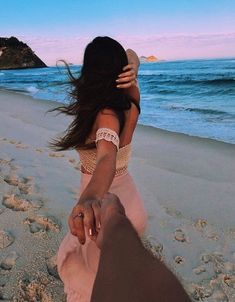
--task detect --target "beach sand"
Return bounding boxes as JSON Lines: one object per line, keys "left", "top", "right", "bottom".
{"left": 0, "top": 89, "right": 235, "bottom": 301}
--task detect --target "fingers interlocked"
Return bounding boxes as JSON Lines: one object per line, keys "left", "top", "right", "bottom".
{"left": 68, "top": 199, "right": 102, "bottom": 245}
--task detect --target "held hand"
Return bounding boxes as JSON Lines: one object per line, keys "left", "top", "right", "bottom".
{"left": 116, "top": 63, "right": 138, "bottom": 89}
{"left": 68, "top": 199, "right": 102, "bottom": 245}
{"left": 96, "top": 193, "right": 126, "bottom": 249}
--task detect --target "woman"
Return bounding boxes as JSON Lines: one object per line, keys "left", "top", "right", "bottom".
{"left": 48, "top": 36, "right": 148, "bottom": 301}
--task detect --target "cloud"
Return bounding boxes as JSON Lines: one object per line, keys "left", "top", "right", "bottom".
{"left": 16, "top": 32, "right": 235, "bottom": 65}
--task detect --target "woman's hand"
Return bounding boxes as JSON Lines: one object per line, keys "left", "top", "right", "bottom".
{"left": 116, "top": 63, "right": 138, "bottom": 89}
{"left": 68, "top": 198, "right": 102, "bottom": 245}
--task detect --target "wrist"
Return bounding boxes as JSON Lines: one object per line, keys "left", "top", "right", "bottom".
{"left": 78, "top": 192, "right": 102, "bottom": 204}
{"left": 101, "top": 213, "right": 128, "bottom": 246}
{"left": 102, "top": 210, "right": 125, "bottom": 228}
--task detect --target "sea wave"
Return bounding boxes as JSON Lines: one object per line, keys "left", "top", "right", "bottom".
{"left": 200, "top": 78, "right": 235, "bottom": 85}
{"left": 139, "top": 75, "right": 235, "bottom": 85}
{"left": 26, "top": 86, "right": 39, "bottom": 94}
{"left": 168, "top": 105, "right": 235, "bottom": 117}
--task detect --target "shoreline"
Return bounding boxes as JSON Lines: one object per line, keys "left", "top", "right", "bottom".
{"left": 1, "top": 87, "right": 235, "bottom": 147}
{"left": 1, "top": 89, "right": 235, "bottom": 301}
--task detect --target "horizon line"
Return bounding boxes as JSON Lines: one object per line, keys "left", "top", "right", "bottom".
{"left": 47, "top": 56, "right": 235, "bottom": 67}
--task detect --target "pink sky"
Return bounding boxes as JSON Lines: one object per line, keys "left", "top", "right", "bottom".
{"left": 17, "top": 32, "right": 235, "bottom": 66}
{"left": 3, "top": 1, "right": 234, "bottom": 65}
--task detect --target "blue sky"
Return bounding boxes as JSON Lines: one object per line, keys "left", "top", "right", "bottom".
{"left": 1, "top": 0, "right": 235, "bottom": 65}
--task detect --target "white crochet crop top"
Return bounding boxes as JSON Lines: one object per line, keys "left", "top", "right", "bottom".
{"left": 76, "top": 128, "right": 132, "bottom": 177}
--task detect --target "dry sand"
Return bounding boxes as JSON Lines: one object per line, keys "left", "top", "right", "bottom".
{"left": 0, "top": 89, "right": 235, "bottom": 301}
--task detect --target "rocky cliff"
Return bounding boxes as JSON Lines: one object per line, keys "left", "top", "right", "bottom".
{"left": 139, "top": 55, "right": 158, "bottom": 63}
{"left": 0, "top": 36, "right": 47, "bottom": 70}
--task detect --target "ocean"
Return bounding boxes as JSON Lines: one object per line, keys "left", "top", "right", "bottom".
{"left": 0, "top": 58, "right": 235, "bottom": 144}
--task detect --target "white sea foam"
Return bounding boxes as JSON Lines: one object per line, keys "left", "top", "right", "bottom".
{"left": 26, "top": 86, "right": 39, "bottom": 94}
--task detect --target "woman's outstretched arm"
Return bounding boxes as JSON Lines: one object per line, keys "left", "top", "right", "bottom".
{"left": 68, "top": 110, "right": 120, "bottom": 244}
{"left": 78, "top": 110, "right": 119, "bottom": 202}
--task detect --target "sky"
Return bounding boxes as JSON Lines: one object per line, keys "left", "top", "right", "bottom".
{"left": 1, "top": 0, "right": 235, "bottom": 65}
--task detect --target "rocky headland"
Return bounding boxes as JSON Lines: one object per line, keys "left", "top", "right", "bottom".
{"left": 0, "top": 36, "right": 47, "bottom": 70}
{"left": 139, "top": 55, "right": 158, "bottom": 63}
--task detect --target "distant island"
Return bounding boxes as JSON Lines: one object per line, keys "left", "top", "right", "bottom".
{"left": 139, "top": 55, "right": 158, "bottom": 63}
{"left": 0, "top": 36, "right": 47, "bottom": 70}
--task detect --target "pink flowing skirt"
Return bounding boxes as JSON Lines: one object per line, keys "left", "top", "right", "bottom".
{"left": 56, "top": 171, "right": 148, "bottom": 302}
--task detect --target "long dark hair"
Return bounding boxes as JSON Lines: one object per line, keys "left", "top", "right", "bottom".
{"left": 47, "top": 36, "right": 136, "bottom": 151}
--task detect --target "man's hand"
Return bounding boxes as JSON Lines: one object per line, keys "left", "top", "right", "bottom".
{"left": 95, "top": 193, "right": 126, "bottom": 249}
{"left": 68, "top": 193, "right": 126, "bottom": 247}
